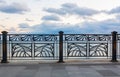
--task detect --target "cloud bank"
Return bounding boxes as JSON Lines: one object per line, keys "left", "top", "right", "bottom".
{"left": 4, "top": 3, "right": 120, "bottom": 34}
{"left": 44, "top": 3, "right": 99, "bottom": 16}
{"left": 17, "top": 16, "right": 120, "bottom": 34}
{"left": 0, "top": 2, "right": 30, "bottom": 14}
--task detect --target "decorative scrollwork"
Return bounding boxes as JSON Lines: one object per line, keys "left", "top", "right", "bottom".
{"left": 9, "top": 34, "right": 58, "bottom": 41}
{"left": 89, "top": 43, "right": 108, "bottom": 57}
{"left": 12, "top": 43, "right": 32, "bottom": 57}
{"left": 33, "top": 34, "right": 58, "bottom": 41}
{"left": 65, "top": 34, "right": 111, "bottom": 41}
{"left": 67, "top": 43, "right": 87, "bottom": 57}
{"left": 34, "top": 43, "right": 54, "bottom": 57}
{"left": 88, "top": 35, "right": 111, "bottom": 41}
{"left": 65, "top": 34, "right": 88, "bottom": 41}
{"left": 9, "top": 34, "right": 33, "bottom": 41}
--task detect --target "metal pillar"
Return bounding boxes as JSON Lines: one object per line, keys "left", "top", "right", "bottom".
{"left": 58, "top": 31, "right": 64, "bottom": 63}
{"left": 111, "top": 31, "right": 118, "bottom": 62}
{"left": 1, "top": 31, "right": 8, "bottom": 63}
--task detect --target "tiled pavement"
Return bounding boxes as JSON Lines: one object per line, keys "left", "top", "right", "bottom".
{"left": 0, "top": 62, "right": 120, "bottom": 77}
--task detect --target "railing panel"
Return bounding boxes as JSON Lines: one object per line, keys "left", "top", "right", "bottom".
{"left": 89, "top": 43, "right": 108, "bottom": 57}
{"left": 64, "top": 34, "right": 112, "bottom": 59}
{"left": 8, "top": 34, "right": 59, "bottom": 60}
{"left": 67, "top": 43, "right": 87, "bottom": 57}
{"left": 11, "top": 43, "right": 32, "bottom": 57}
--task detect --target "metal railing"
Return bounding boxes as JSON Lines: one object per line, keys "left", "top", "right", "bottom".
{"left": 8, "top": 34, "right": 59, "bottom": 60}
{"left": 0, "top": 31, "right": 119, "bottom": 63}
{"left": 63, "top": 34, "right": 112, "bottom": 59}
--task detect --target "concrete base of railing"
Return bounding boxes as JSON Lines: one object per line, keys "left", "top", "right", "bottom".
{"left": 1, "top": 60, "right": 9, "bottom": 63}
{"left": 111, "top": 60, "right": 118, "bottom": 62}
{"left": 57, "top": 61, "right": 65, "bottom": 63}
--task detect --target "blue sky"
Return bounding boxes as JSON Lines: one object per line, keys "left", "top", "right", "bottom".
{"left": 0, "top": 0, "right": 120, "bottom": 34}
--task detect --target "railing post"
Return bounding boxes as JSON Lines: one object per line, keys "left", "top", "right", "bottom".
{"left": 111, "top": 31, "right": 118, "bottom": 62}
{"left": 58, "top": 31, "right": 64, "bottom": 63}
{"left": 1, "top": 31, "right": 8, "bottom": 63}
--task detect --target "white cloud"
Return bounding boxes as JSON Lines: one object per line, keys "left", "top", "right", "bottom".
{"left": 0, "top": 2, "right": 30, "bottom": 14}
{"left": 42, "top": 15, "right": 60, "bottom": 21}
{"left": 108, "top": 6, "right": 120, "bottom": 14}
{"left": 19, "top": 23, "right": 30, "bottom": 28}
{"left": 44, "top": 8, "right": 66, "bottom": 15}
{"left": 44, "top": 3, "right": 99, "bottom": 16}
{"left": 62, "top": 3, "right": 99, "bottom": 16}
{"left": 0, "top": 0, "right": 5, "bottom": 3}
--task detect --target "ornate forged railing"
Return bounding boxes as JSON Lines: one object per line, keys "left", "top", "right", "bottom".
{"left": 8, "top": 34, "right": 59, "bottom": 59}
{"left": 0, "top": 31, "right": 120, "bottom": 63}
{"left": 64, "top": 34, "right": 112, "bottom": 58}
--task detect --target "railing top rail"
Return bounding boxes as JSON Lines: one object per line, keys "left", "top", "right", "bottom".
{"left": 64, "top": 34, "right": 111, "bottom": 35}
{"left": 8, "top": 34, "right": 59, "bottom": 42}
{"left": 64, "top": 34, "right": 112, "bottom": 41}
{"left": 6, "top": 33, "right": 120, "bottom": 36}
{"left": 7, "top": 33, "right": 112, "bottom": 35}
{"left": 8, "top": 34, "right": 59, "bottom": 36}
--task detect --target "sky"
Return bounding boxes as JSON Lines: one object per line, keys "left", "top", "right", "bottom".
{"left": 0, "top": 0, "right": 120, "bottom": 34}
